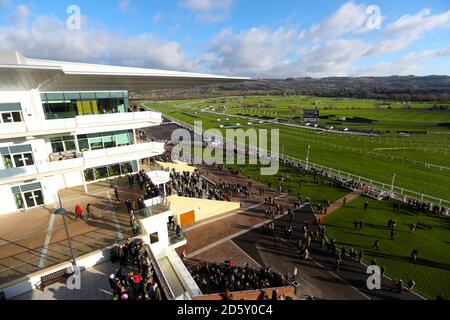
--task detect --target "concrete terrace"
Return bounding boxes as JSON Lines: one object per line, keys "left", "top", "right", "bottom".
{"left": 0, "top": 177, "right": 143, "bottom": 286}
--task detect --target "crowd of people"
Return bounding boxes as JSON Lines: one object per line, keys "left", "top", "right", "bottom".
{"left": 108, "top": 239, "right": 163, "bottom": 300}
{"left": 168, "top": 170, "right": 233, "bottom": 201}
{"left": 190, "top": 262, "right": 288, "bottom": 295}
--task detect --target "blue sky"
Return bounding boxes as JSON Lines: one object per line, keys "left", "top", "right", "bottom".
{"left": 0, "top": 0, "right": 449, "bottom": 78}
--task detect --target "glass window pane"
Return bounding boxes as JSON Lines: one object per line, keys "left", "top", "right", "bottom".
{"left": 94, "top": 167, "right": 108, "bottom": 180}
{"left": 12, "top": 112, "right": 22, "bottom": 122}
{"left": 10, "top": 145, "right": 32, "bottom": 154}
{"left": 121, "top": 162, "right": 133, "bottom": 174}
{"left": 115, "top": 132, "right": 131, "bottom": 146}
{"left": 84, "top": 169, "right": 95, "bottom": 182}
{"left": 78, "top": 139, "right": 90, "bottom": 152}
{"left": 2, "top": 113, "right": 12, "bottom": 123}
{"left": 23, "top": 192, "right": 36, "bottom": 208}
{"left": 20, "top": 182, "right": 42, "bottom": 192}
{"left": 108, "top": 164, "right": 121, "bottom": 177}
{"left": 13, "top": 154, "right": 25, "bottom": 167}
{"left": 103, "top": 136, "right": 115, "bottom": 149}
{"left": 2, "top": 155, "right": 13, "bottom": 168}
{"left": 96, "top": 92, "right": 110, "bottom": 99}
{"left": 14, "top": 193, "right": 24, "bottom": 209}
{"left": 46, "top": 93, "right": 64, "bottom": 101}
{"left": 50, "top": 137, "right": 63, "bottom": 142}
{"left": 64, "top": 93, "right": 81, "bottom": 100}
{"left": 64, "top": 141, "right": 76, "bottom": 151}
{"left": 110, "top": 92, "right": 124, "bottom": 98}
{"left": 80, "top": 92, "right": 96, "bottom": 100}
{"left": 34, "top": 190, "right": 44, "bottom": 206}
{"left": 90, "top": 138, "right": 103, "bottom": 150}
{"left": 52, "top": 142, "right": 64, "bottom": 153}
{"left": 23, "top": 153, "right": 34, "bottom": 166}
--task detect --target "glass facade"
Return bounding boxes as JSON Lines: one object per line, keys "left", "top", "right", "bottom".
{"left": 50, "top": 136, "right": 77, "bottom": 153}
{"left": 84, "top": 160, "right": 137, "bottom": 182}
{"left": 40, "top": 91, "right": 129, "bottom": 120}
{"left": 77, "top": 130, "right": 134, "bottom": 152}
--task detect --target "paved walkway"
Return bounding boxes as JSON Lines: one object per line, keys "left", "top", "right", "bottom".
{"left": 0, "top": 177, "right": 143, "bottom": 286}
{"left": 233, "top": 205, "right": 425, "bottom": 300}
{"left": 13, "top": 260, "right": 130, "bottom": 300}
{"left": 316, "top": 191, "right": 361, "bottom": 218}
{"left": 179, "top": 165, "right": 424, "bottom": 300}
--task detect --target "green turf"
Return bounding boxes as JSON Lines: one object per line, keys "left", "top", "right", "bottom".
{"left": 230, "top": 163, "right": 349, "bottom": 205}
{"left": 146, "top": 101, "right": 450, "bottom": 202}
{"left": 147, "top": 95, "right": 450, "bottom": 132}
{"left": 323, "top": 196, "right": 450, "bottom": 300}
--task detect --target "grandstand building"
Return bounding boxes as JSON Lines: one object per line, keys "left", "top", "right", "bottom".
{"left": 0, "top": 51, "right": 243, "bottom": 216}
{"left": 0, "top": 51, "right": 247, "bottom": 299}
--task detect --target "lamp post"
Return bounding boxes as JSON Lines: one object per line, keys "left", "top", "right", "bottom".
{"left": 306, "top": 145, "right": 311, "bottom": 170}
{"left": 54, "top": 207, "right": 77, "bottom": 266}
{"left": 390, "top": 173, "right": 397, "bottom": 198}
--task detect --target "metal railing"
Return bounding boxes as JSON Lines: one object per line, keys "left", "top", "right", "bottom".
{"left": 154, "top": 111, "right": 450, "bottom": 209}
{"left": 0, "top": 227, "right": 136, "bottom": 286}
{"left": 168, "top": 232, "right": 186, "bottom": 246}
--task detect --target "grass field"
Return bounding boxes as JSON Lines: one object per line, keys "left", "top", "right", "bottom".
{"left": 323, "top": 196, "right": 450, "bottom": 300}
{"left": 231, "top": 163, "right": 349, "bottom": 205}
{"left": 148, "top": 95, "right": 450, "bottom": 132}
{"left": 145, "top": 99, "right": 450, "bottom": 202}
{"left": 191, "top": 146, "right": 450, "bottom": 300}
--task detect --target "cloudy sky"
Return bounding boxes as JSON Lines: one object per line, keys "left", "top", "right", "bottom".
{"left": 0, "top": 0, "right": 449, "bottom": 78}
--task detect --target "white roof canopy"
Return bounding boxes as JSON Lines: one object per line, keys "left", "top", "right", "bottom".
{"left": 146, "top": 170, "right": 171, "bottom": 185}
{"left": 0, "top": 51, "right": 248, "bottom": 91}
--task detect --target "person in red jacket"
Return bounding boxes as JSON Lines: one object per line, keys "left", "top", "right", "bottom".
{"left": 75, "top": 204, "right": 84, "bottom": 220}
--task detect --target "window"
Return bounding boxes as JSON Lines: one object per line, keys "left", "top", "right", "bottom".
{"left": 121, "top": 162, "right": 133, "bottom": 174}
{"left": 0, "top": 103, "right": 23, "bottom": 123}
{"left": 89, "top": 138, "right": 103, "bottom": 150}
{"left": 84, "top": 169, "right": 95, "bottom": 182}
{"left": 50, "top": 136, "right": 76, "bottom": 153}
{"left": 0, "top": 145, "right": 34, "bottom": 168}
{"left": 2, "top": 155, "right": 13, "bottom": 169}
{"left": 150, "top": 232, "right": 159, "bottom": 244}
{"left": 108, "top": 164, "right": 121, "bottom": 177}
{"left": 83, "top": 161, "right": 138, "bottom": 182}
{"left": 94, "top": 167, "right": 108, "bottom": 180}
{"left": 41, "top": 92, "right": 129, "bottom": 119}
{"left": 11, "top": 183, "right": 44, "bottom": 210}
{"left": 13, "top": 153, "right": 33, "bottom": 167}
{"left": 77, "top": 130, "right": 134, "bottom": 152}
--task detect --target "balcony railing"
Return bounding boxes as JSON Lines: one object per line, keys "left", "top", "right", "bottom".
{"left": 0, "top": 158, "right": 85, "bottom": 181}
{"left": 0, "top": 142, "right": 164, "bottom": 183}
{"left": 169, "top": 232, "right": 186, "bottom": 246}
{"left": 83, "top": 142, "right": 165, "bottom": 162}
{"left": 1, "top": 111, "right": 162, "bottom": 137}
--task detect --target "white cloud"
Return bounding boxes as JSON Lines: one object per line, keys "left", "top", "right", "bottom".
{"left": 9, "top": 4, "right": 31, "bottom": 25}
{"left": 0, "top": 6, "right": 195, "bottom": 71}
{"left": 207, "top": 27, "right": 298, "bottom": 76}
{"left": 383, "top": 8, "right": 450, "bottom": 38}
{"left": 205, "top": 3, "right": 450, "bottom": 78}
{"left": 179, "top": 0, "right": 233, "bottom": 23}
{"left": 180, "top": 0, "right": 233, "bottom": 12}
{"left": 365, "top": 8, "right": 450, "bottom": 56}
{"left": 301, "top": 1, "right": 378, "bottom": 42}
